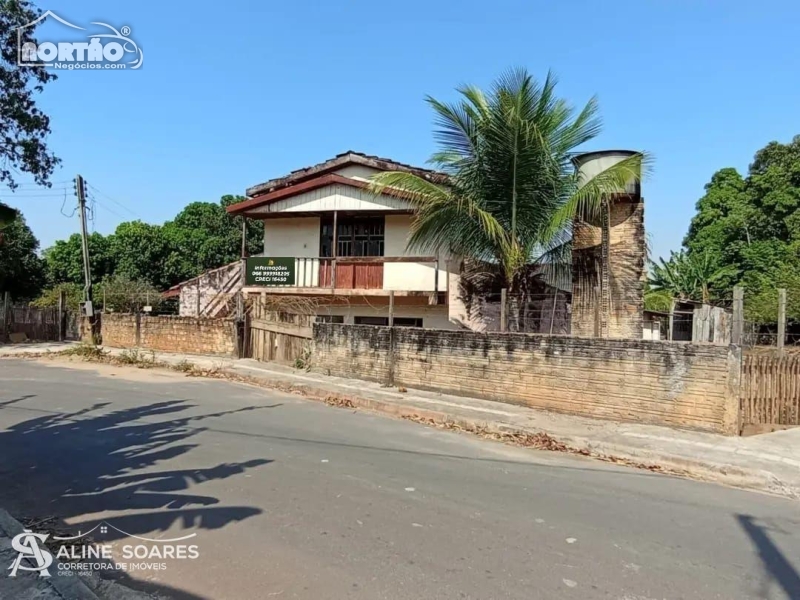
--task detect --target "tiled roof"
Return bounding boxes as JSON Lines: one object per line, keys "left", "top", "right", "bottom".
{"left": 245, "top": 150, "right": 445, "bottom": 198}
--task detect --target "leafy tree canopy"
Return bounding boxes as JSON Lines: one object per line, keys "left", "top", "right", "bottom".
{"left": 40, "top": 195, "right": 260, "bottom": 293}
{"left": 0, "top": 210, "right": 43, "bottom": 299}
{"left": 0, "top": 0, "right": 59, "bottom": 189}
{"left": 661, "top": 135, "right": 800, "bottom": 322}
{"left": 42, "top": 232, "right": 115, "bottom": 286}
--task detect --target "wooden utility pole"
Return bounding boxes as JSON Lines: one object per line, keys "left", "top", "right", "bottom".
{"left": 75, "top": 175, "right": 93, "bottom": 315}
{"left": 777, "top": 288, "right": 787, "bottom": 356}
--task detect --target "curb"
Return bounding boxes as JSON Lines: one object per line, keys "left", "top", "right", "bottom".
{"left": 0, "top": 508, "right": 100, "bottom": 600}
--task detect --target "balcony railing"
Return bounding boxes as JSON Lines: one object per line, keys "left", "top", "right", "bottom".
{"left": 289, "top": 256, "right": 441, "bottom": 292}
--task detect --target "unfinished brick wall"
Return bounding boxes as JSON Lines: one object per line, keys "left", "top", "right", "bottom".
{"left": 98, "top": 314, "right": 235, "bottom": 356}
{"left": 314, "top": 325, "right": 741, "bottom": 435}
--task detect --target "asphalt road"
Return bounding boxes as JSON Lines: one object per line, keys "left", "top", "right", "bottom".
{"left": 0, "top": 359, "right": 799, "bottom": 600}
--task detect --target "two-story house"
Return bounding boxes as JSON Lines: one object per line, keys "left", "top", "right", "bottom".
{"left": 225, "top": 151, "right": 462, "bottom": 329}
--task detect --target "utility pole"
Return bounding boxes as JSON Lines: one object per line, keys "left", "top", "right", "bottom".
{"left": 75, "top": 174, "right": 93, "bottom": 315}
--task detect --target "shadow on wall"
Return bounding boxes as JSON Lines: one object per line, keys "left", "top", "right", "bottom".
{"left": 0, "top": 388, "right": 277, "bottom": 599}
{"left": 737, "top": 514, "right": 800, "bottom": 599}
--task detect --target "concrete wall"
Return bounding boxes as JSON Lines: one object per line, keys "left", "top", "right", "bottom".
{"left": 98, "top": 314, "right": 236, "bottom": 356}
{"left": 313, "top": 325, "right": 741, "bottom": 434}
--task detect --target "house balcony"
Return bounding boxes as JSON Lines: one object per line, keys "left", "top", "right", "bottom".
{"left": 242, "top": 255, "right": 447, "bottom": 303}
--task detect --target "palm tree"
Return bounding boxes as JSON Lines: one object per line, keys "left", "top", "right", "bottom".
{"left": 370, "top": 69, "right": 648, "bottom": 322}
{"left": 648, "top": 250, "right": 736, "bottom": 303}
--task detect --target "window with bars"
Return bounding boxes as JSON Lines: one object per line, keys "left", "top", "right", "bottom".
{"left": 320, "top": 216, "right": 385, "bottom": 257}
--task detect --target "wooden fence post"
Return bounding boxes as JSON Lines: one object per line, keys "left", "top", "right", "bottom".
{"left": 500, "top": 288, "right": 507, "bottom": 332}
{"left": 58, "top": 289, "right": 66, "bottom": 342}
{"left": 732, "top": 286, "right": 744, "bottom": 346}
{"left": 777, "top": 288, "right": 786, "bottom": 355}
{"left": 548, "top": 290, "right": 559, "bottom": 335}
{"left": 668, "top": 298, "right": 675, "bottom": 341}
{"left": 1, "top": 291, "right": 9, "bottom": 342}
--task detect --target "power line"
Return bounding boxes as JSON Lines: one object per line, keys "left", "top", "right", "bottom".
{"left": 86, "top": 183, "right": 140, "bottom": 218}
{"left": 86, "top": 190, "right": 125, "bottom": 219}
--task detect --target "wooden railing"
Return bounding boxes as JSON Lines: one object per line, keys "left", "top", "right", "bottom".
{"left": 292, "top": 256, "right": 439, "bottom": 291}
{"left": 740, "top": 354, "right": 800, "bottom": 426}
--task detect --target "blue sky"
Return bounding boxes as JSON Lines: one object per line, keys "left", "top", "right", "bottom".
{"left": 4, "top": 0, "right": 799, "bottom": 261}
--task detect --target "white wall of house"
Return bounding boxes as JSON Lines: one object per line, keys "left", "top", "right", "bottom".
{"left": 331, "top": 164, "right": 381, "bottom": 181}
{"left": 263, "top": 217, "right": 321, "bottom": 286}
{"left": 315, "top": 303, "right": 457, "bottom": 330}
{"left": 263, "top": 217, "right": 320, "bottom": 257}
{"left": 383, "top": 214, "right": 448, "bottom": 291}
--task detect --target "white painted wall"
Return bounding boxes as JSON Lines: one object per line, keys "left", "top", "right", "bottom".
{"left": 263, "top": 217, "right": 320, "bottom": 257}
{"left": 332, "top": 164, "right": 381, "bottom": 182}
{"left": 263, "top": 217, "right": 321, "bottom": 286}
{"left": 315, "top": 304, "right": 456, "bottom": 330}
{"left": 384, "top": 214, "right": 448, "bottom": 291}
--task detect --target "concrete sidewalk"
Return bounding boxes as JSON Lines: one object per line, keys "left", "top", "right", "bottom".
{"left": 4, "top": 341, "right": 800, "bottom": 499}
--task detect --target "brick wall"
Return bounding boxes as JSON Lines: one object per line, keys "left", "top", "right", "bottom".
{"left": 97, "top": 313, "right": 236, "bottom": 356}
{"left": 572, "top": 197, "right": 645, "bottom": 339}
{"left": 314, "top": 324, "right": 741, "bottom": 435}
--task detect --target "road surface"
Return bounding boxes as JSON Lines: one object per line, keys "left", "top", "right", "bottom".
{"left": 0, "top": 359, "right": 798, "bottom": 599}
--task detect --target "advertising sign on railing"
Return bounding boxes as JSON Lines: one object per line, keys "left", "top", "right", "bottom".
{"left": 245, "top": 257, "right": 295, "bottom": 286}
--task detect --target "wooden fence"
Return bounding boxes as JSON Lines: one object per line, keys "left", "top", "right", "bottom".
{"left": 246, "top": 299, "right": 312, "bottom": 364}
{"left": 740, "top": 354, "right": 800, "bottom": 429}
{"left": 0, "top": 303, "right": 79, "bottom": 342}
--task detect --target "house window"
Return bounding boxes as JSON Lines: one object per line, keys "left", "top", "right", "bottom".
{"left": 354, "top": 316, "right": 388, "bottom": 326}
{"left": 320, "top": 216, "right": 385, "bottom": 258}
{"left": 393, "top": 317, "right": 423, "bottom": 328}
{"left": 316, "top": 315, "right": 344, "bottom": 324}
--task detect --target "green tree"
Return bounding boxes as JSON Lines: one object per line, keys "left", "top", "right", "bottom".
{"left": 0, "top": 210, "right": 44, "bottom": 298}
{"left": 161, "top": 197, "right": 262, "bottom": 286}
{"left": 370, "top": 69, "right": 647, "bottom": 302}
{"left": 0, "top": 1, "right": 60, "bottom": 188}
{"left": 42, "top": 232, "right": 115, "bottom": 285}
{"left": 110, "top": 221, "right": 171, "bottom": 288}
{"left": 648, "top": 250, "right": 735, "bottom": 303}
{"left": 682, "top": 135, "right": 800, "bottom": 321}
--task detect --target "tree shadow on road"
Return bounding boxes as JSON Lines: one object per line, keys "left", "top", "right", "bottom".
{"left": 737, "top": 514, "right": 800, "bottom": 599}
{"left": 0, "top": 393, "right": 277, "bottom": 599}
